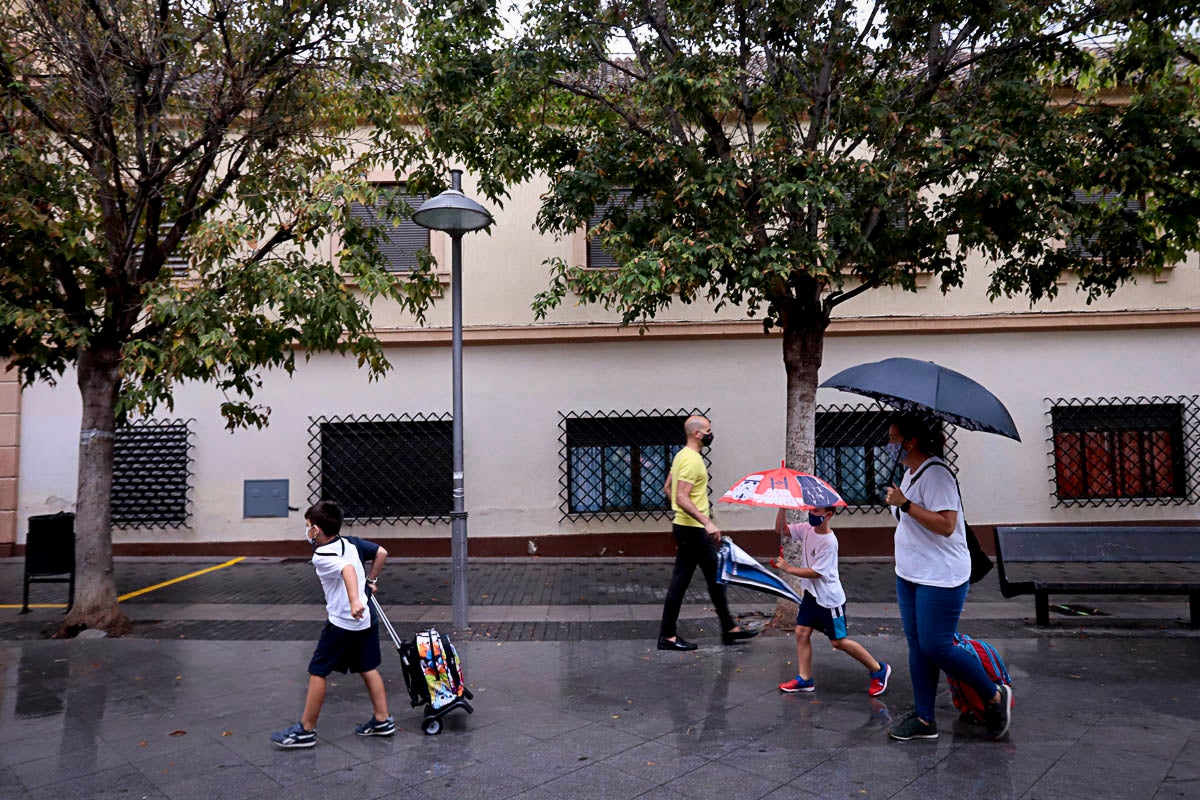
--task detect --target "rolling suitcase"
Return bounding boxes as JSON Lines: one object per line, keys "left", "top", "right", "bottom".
{"left": 372, "top": 596, "right": 474, "bottom": 735}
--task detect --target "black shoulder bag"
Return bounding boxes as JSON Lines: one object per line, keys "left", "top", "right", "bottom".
{"left": 908, "top": 460, "right": 994, "bottom": 584}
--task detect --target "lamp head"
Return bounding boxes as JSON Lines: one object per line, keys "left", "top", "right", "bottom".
{"left": 411, "top": 169, "right": 493, "bottom": 234}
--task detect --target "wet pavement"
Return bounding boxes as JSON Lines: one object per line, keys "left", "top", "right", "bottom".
{"left": 1, "top": 556, "right": 1198, "bottom": 799}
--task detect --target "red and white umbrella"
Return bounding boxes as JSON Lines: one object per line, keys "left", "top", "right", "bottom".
{"left": 719, "top": 462, "right": 847, "bottom": 511}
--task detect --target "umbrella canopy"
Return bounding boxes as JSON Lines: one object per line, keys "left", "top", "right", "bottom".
{"left": 820, "top": 357, "right": 1021, "bottom": 441}
{"left": 720, "top": 463, "right": 848, "bottom": 510}
{"left": 716, "top": 538, "right": 804, "bottom": 606}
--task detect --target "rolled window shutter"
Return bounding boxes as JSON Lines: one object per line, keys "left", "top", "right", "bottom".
{"left": 350, "top": 187, "right": 429, "bottom": 272}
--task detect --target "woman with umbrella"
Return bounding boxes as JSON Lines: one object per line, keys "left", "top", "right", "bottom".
{"left": 883, "top": 413, "right": 1013, "bottom": 741}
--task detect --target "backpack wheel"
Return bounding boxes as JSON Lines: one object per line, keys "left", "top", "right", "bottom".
{"left": 422, "top": 717, "right": 442, "bottom": 736}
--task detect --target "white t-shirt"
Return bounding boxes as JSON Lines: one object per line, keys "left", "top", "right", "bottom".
{"left": 785, "top": 522, "right": 847, "bottom": 608}
{"left": 892, "top": 457, "right": 970, "bottom": 588}
{"left": 311, "top": 537, "right": 370, "bottom": 631}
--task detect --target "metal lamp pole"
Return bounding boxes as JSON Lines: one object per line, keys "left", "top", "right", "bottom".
{"left": 412, "top": 170, "right": 492, "bottom": 631}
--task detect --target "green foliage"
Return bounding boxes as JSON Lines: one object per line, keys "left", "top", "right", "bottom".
{"left": 0, "top": 0, "right": 438, "bottom": 428}
{"left": 404, "top": 0, "right": 1200, "bottom": 329}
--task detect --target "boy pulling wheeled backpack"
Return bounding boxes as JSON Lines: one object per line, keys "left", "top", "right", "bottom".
{"left": 372, "top": 597, "right": 474, "bottom": 735}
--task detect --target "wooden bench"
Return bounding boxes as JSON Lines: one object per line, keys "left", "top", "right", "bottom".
{"left": 993, "top": 525, "right": 1200, "bottom": 627}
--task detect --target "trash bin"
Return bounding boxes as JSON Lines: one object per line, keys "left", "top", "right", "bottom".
{"left": 22, "top": 512, "right": 75, "bottom": 614}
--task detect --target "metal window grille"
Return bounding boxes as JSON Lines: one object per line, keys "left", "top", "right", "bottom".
{"left": 1066, "top": 190, "right": 1145, "bottom": 265}
{"left": 308, "top": 414, "right": 452, "bottom": 524}
{"left": 1047, "top": 396, "right": 1198, "bottom": 507}
{"left": 586, "top": 190, "right": 645, "bottom": 269}
{"left": 559, "top": 408, "right": 710, "bottom": 521}
{"left": 349, "top": 184, "right": 430, "bottom": 272}
{"left": 112, "top": 419, "right": 193, "bottom": 528}
{"left": 815, "top": 404, "right": 958, "bottom": 514}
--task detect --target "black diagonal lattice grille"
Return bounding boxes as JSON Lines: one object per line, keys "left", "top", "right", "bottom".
{"left": 308, "top": 414, "right": 452, "bottom": 524}
{"left": 560, "top": 408, "right": 710, "bottom": 521}
{"left": 1048, "top": 396, "right": 1198, "bottom": 507}
{"left": 815, "top": 404, "right": 958, "bottom": 514}
{"left": 112, "top": 420, "right": 193, "bottom": 528}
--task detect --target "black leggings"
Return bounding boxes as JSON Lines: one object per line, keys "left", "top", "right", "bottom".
{"left": 659, "top": 524, "right": 736, "bottom": 639}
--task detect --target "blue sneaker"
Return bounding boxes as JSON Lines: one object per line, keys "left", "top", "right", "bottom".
{"left": 355, "top": 715, "right": 396, "bottom": 736}
{"left": 271, "top": 722, "right": 316, "bottom": 748}
{"left": 779, "top": 676, "right": 815, "bottom": 693}
{"left": 869, "top": 662, "right": 892, "bottom": 697}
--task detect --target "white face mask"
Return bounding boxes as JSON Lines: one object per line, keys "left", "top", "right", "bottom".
{"left": 305, "top": 524, "right": 318, "bottom": 546}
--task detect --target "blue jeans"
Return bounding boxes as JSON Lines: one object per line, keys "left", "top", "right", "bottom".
{"left": 896, "top": 576, "right": 997, "bottom": 721}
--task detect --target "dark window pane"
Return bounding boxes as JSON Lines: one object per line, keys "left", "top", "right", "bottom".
{"left": 1051, "top": 402, "right": 1185, "bottom": 502}
{"left": 604, "top": 446, "right": 633, "bottom": 509}
{"left": 569, "top": 447, "right": 603, "bottom": 512}
{"left": 815, "top": 410, "right": 921, "bottom": 509}
{"left": 565, "top": 415, "right": 688, "bottom": 514}
{"left": 639, "top": 446, "right": 675, "bottom": 511}
{"left": 319, "top": 418, "right": 451, "bottom": 520}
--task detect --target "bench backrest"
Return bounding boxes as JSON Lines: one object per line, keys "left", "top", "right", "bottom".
{"left": 994, "top": 526, "right": 1200, "bottom": 563}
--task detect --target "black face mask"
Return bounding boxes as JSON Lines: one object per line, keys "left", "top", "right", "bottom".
{"left": 700, "top": 432, "right": 714, "bottom": 446}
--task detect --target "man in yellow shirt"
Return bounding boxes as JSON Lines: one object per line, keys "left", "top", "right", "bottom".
{"left": 658, "top": 415, "right": 760, "bottom": 651}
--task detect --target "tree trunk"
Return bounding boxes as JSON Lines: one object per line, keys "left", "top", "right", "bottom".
{"left": 61, "top": 344, "right": 130, "bottom": 636}
{"left": 769, "top": 317, "right": 826, "bottom": 629}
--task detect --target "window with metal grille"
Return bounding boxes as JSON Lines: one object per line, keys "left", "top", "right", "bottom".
{"left": 1066, "top": 190, "right": 1145, "bottom": 264}
{"left": 1049, "top": 397, "right": 1198, "bottom": 507}
{"left": 559, "top": 409, "right": 709, "bottom": 520}
{"left": 827, "top": 193, "right": 911, "bottom": 234}
{"left": 308, "top": 414, "right": 451, "bottom": 523}
{"left": 133, "top": 224, "right": 189, "bottom": 278}
{"left": 349, "top": 184, "right": 429, "bottom": 272}
{"left": 112, "top": 420, "right": 193, "bottom": 528}
{"left": 586, "top": 190, "right": 644, "bottom": 269}
{"left": 814, "top": 404, "right": 958, "bottom": 514}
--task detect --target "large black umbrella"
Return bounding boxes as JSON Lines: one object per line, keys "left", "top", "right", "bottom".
{"left": 820, "top": 357, "right": 1021, "bottom": 441}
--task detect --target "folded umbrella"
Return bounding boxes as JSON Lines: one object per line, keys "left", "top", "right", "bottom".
{"left": 717, "top": 537, "right": 805, "bottom": 606}
{"left": 820, "top": 357, "right": 1020, "bottom": 441}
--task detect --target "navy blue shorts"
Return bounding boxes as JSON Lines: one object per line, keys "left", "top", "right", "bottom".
{"left": 307, "top": 622, "right": 381, "bottom": 677}
{"left": 794, "top": 592, "right": 849, "bottom": 640}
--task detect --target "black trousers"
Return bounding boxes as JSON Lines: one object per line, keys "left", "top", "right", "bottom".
{"left": 659, "top": 524, "right": 736, "bottom": 639}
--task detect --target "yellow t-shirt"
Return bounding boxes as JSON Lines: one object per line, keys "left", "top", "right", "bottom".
{"left": 670, "top": 447, "right": 709, "bottom": 527}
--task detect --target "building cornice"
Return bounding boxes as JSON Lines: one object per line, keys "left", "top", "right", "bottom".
{"left": 371, "top": 308, "right": 1200, "bottom": 347}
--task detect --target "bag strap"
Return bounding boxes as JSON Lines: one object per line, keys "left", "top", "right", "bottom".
{"left": 909, "top": 459, "right": 968, "bottom": 521}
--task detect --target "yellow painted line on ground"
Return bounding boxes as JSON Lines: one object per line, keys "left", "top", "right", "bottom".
{"left": 1, "top": 557, "right": 247, "bottom": 608}
{"left": 117, "top": 556, "right": 246, "bottom": 601}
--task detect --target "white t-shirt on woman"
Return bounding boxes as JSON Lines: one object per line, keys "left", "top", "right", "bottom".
{"left": 892, "top": 457, "right": 971, "bottom": 588}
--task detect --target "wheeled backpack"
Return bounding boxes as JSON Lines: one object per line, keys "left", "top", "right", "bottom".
{"left": 372, "top": 597, "right": 474, "bottom": 735}
{"left": 946, "top": 631, "right": 1012, "bottom": 723}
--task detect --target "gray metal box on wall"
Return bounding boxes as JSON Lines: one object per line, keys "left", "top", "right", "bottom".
{"left": 243, "top": 479, "right": 290, "bottom": 518}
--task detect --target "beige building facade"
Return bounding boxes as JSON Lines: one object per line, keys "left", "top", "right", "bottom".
{"left": 8, "top": 175, "right": 1200, "bottom": 558}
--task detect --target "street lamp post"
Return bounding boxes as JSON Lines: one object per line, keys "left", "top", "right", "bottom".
{"left": 412, "top": 170, "right": 492, "bottom": 631}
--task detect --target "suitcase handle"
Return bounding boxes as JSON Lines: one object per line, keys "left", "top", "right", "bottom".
{"left": 370, "top": 595, "right": 404, "bottom": 650}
